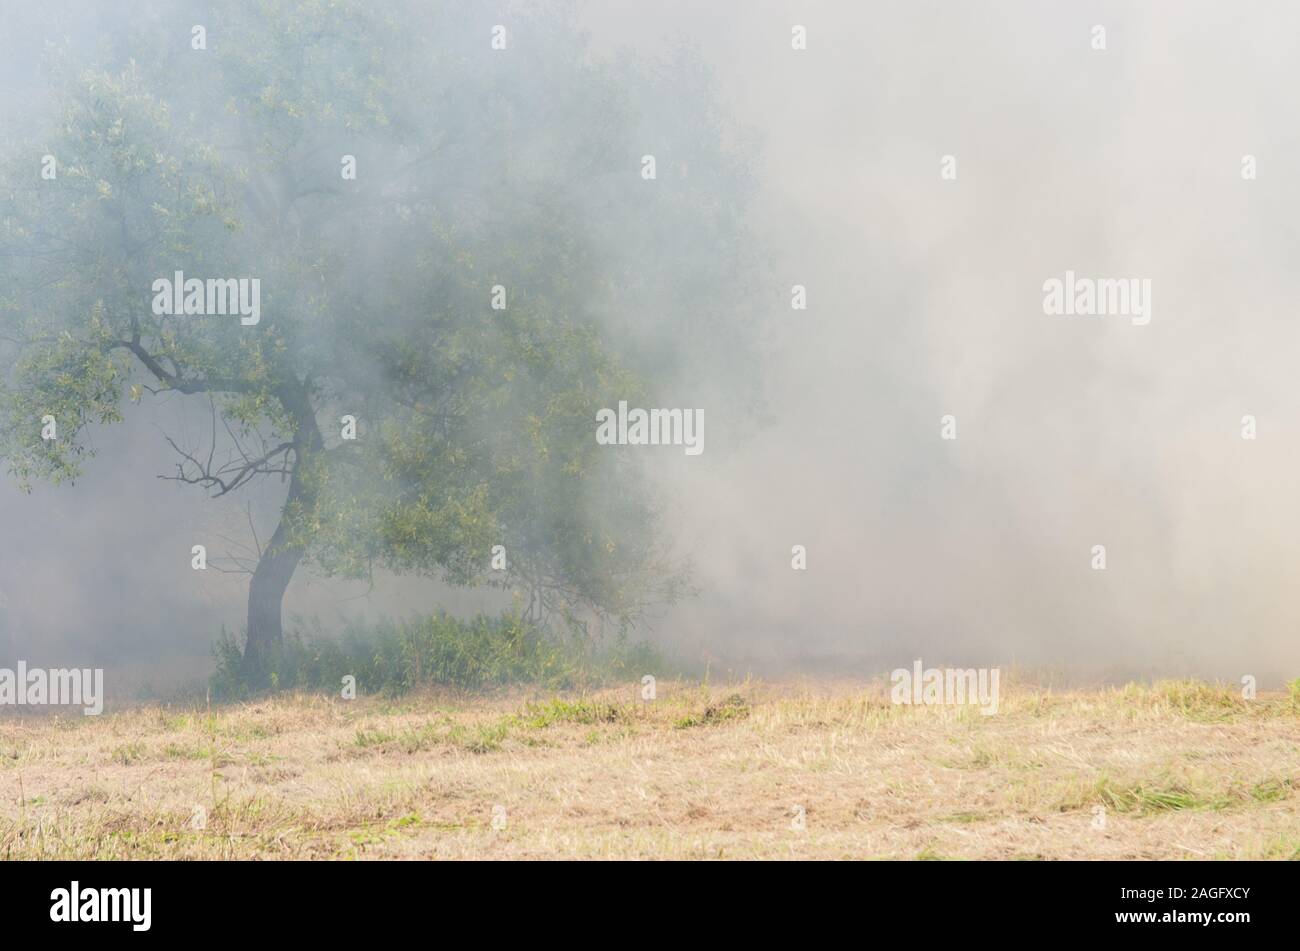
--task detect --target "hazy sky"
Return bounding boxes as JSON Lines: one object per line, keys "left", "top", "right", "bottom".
{"left": 3, "top": 1, "right": 1299, "bottom": 689}
{"left": 586, "top": 1, "right": 1300, "bottom": 683}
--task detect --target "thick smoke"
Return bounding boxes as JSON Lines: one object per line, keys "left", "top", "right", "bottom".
{"left": 2, "top": 1, "right": 1298, "bottom": 694}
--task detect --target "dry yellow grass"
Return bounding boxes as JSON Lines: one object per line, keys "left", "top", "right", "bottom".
{"left": 1, "top": 677, "right": 1298, "bottom": 859}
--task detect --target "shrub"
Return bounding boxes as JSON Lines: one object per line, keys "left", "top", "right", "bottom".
{"left": 211, "top": 612, "right": 669, "bottom": 700}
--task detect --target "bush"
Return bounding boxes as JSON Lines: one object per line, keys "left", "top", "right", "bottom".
{"left": 211, "top": 612, "right": 669, "bottom": 700}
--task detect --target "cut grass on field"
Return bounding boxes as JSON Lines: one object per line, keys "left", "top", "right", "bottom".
{"left": 0, "top": 678, "right": 1297, "bottom": 860}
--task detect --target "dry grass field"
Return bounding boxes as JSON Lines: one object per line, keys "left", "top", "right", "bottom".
{"left": 1, "top": 677, "right": 1298, "bottom": 860}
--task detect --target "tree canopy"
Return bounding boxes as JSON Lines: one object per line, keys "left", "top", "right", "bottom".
{"left": 0, "top": 1, "right": 762, "bottom": 678}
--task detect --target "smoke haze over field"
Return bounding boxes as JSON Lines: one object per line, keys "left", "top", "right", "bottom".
{"left": 2, "top": 1, "right": 1299, "bottom": 690}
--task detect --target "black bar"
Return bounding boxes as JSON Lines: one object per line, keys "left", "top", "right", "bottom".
{"left": 0, "top": 860, "right": 1282, "bottom": 938}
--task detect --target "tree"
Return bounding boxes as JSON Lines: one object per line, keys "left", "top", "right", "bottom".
{"left": 0, "top": 1, "right": 760, "bottom": 680}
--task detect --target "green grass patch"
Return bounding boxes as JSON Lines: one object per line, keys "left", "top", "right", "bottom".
{"left": 212, "top": 611, "right": 672, "bottom": 700}
{"left": 110, "top": 743, "right": 146, "bottom": 766}
{"left": 1127, "top": 680, "right": 1245, "bottom": 722}
{"left": 1078, "top": 775, "right": 1257, "bottom": 815}
{"left": 674, "top": 693, "right": 750, "bottom": 729}
{"left": 520, "top": 698, "right": 625, "bottom": 729}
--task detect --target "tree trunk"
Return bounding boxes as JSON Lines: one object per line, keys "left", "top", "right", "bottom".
{"left": 240, "top": 495, "right": 307, "bottom": 681}
{"left": 239, "top": 382, "right": 323, "bottom": 683}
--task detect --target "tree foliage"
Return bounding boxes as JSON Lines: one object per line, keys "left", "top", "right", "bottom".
{"left": 0, "top": 1, "right": 760, "bottom": 669}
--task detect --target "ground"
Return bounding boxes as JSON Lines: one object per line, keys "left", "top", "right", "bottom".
{"left": 1, "top": 678, "right": 1298, "bottom": 859}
